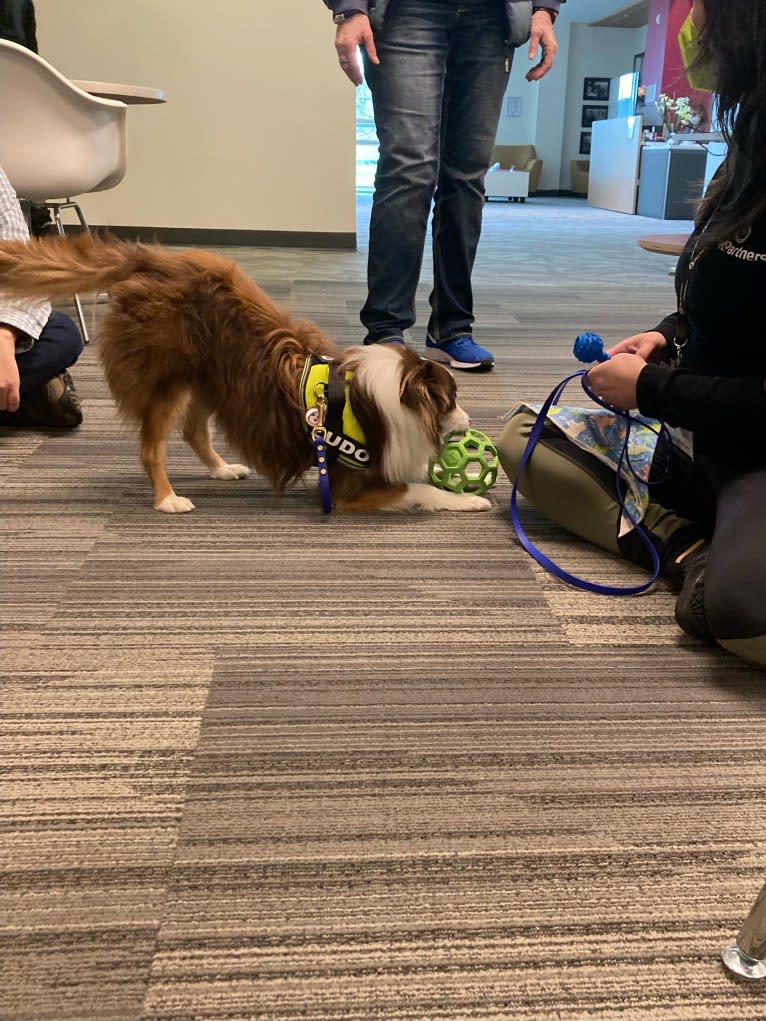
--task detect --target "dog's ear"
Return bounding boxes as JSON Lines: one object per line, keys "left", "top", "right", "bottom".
{"left": 399, "top": 354, "right": 456, "bottom": 414}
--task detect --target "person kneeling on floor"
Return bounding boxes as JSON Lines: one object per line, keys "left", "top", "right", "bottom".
{"left": 0, "top": 165, "right": 82, "bottom": 428}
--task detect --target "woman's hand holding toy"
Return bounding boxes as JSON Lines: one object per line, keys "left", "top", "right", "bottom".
{"left": 608, "top": 330, "right": 669, "bottom": 363}
{"left": 585, "top": 353, "right": 646, "bottom": 411}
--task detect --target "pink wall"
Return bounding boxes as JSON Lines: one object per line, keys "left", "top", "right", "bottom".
{"left": 643, "top": 0, "right": 670, "bottom": 100}
{"left": 645, "top": 0, "right": 710, "bottom": 129}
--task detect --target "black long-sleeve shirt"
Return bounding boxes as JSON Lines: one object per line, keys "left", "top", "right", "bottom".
{"left": 636, "top": 213, "right": 766, "bottom": 489}
{"left": 0, "top": 0, "right": 37, "bottom": 51}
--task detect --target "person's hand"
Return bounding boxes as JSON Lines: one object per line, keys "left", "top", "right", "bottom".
{"left": 0, "top": 325, "right": 21, "bottom": 413}
{"left": 585, "top": 352, "right": 647, "bottom": 411}
{"left": 526, "top": 10, "right": 558, "bottom": 82}
{"left": 607, "top": 330, "right": 669, "bottom": 363}
{"left": 335, "top": 14, "right": 378, "bottom": 86}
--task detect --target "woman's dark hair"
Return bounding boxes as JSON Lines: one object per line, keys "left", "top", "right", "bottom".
{"left": 696, "top": 0, "right": 766, "bottom": 245}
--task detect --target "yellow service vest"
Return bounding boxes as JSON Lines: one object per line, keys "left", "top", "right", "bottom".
{"left": 300, "top": 357, "right": 370, "bottom": 471}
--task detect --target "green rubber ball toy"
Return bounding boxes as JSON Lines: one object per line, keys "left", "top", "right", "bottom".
{"left": 428, "top": 428, "right": 498, "bottom": 496}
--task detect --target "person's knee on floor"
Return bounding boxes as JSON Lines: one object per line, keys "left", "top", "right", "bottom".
{"left": 702, "top": 545, "right": 766, "bottom": 661}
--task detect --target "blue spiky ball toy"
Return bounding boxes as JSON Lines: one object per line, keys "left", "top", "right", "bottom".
{"left": 574, "top": 331, "right": 611, "bottom": 363}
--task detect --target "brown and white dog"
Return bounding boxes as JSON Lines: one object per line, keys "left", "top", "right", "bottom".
{"left": 0, "top": 235, "right": 491, "bottom": 513}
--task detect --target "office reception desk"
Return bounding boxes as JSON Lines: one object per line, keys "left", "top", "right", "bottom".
{"left": 588, "top": 116, "right": 643, "bottom": 215}
{"left": 636, "top": 145, "right": 707, "bottom": 220}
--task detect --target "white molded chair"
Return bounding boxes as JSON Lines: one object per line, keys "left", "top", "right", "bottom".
{"left": 0, "top": 39, "right": 128, "bottom": 342}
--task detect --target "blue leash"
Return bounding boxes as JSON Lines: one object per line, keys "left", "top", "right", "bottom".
{"left": 313, "top": 432, "right": 332, "bottom": 514}
{"left": 306, "top": 382, "right": 333, "bottom": 513}
{"left": 509, "top": 334, "right": 669, "bottom": 596}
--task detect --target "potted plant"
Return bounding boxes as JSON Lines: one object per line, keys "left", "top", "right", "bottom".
{"left": 656, "top": 94, "right": 694, "bottom": 136}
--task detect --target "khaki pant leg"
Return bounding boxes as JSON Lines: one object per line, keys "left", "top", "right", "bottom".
{"left": 497, "top": 407, "right": 695, "bottom": 558}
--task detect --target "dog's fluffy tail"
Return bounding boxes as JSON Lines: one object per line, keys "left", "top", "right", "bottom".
{"left": 0, "top": 233, "right": 159, "bottom": 301}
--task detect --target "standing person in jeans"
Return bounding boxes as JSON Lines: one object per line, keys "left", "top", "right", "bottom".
{"left": 0, "top": 167, "right": 83, "bottom": 428}
{"left": 324, "top": 0, "right": 563, "bottom": 371}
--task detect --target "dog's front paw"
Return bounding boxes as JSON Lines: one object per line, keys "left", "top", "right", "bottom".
{"left": 454, "top": 494, "right": 492, "bottom": 512}
{"left": 210, "top": 462, "right": 251, "bottom": 481}
{"left": 389, "top": 483, "right": 493, "bottom": 512}
{"left": 155, "top": 494, "right": 195, "bottom": 513}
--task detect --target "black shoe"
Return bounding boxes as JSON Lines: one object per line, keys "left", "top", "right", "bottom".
{"left": 674, "top": 546, "right": 715, "bottom": 643}
{"left": 659, "top": 525, "right": 709, "bottom": 591}
{"left": 30, "top": 204, "right": 57, "bottom": 238}
{"left": 3, "top": 372, "right": 83, "bottom": 429}
{"left": 32, "top": 222, "right": 59, "bottom": 239}
{"left": 363, "top": 335, "right": 405, "bottom": 347}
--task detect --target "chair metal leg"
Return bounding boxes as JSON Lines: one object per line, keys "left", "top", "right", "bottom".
{"left": 49, "top": 200, "right": 91, "bottom": 345}
{"left": 722, "top": 879, "right": 766, "bottom": 980}
{"left": 20, "top": 198, "right": 32, "bottom": 230}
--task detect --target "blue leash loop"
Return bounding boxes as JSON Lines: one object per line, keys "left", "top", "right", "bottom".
{"left": 306, "top": 382, "right": 333, "bottom": 514}
{"left": 312, "top": 431, "right": 332, "bottom": 514}
{"left": 510, "top": 365, "right": 668, "bottom": 596}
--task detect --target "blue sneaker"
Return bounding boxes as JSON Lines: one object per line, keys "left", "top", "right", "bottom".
{"left": 425, "top": 335, "right": 495, "bottom": 371}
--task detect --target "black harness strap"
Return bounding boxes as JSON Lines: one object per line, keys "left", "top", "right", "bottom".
{"left": 324, "top": 363, "right": 348, "bottom": 445}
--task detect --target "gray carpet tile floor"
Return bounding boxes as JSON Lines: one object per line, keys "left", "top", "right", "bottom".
{"left": 3, "top": 196, "right": 766, "bottom": 1021}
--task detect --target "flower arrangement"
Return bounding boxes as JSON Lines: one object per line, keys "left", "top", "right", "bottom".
{"left": 656, "top": 94, "right": 694, "bottom": 134}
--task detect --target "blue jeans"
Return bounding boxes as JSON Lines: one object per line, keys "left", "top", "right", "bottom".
{"left": 16, "top": 311, "right": 83, "bottom": 392}
{"left": 362, "top": 0, "right": 511, "bottom": 344}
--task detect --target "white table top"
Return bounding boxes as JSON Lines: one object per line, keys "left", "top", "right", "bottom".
{"left": 71, "top": 80, "right": 166, "bottom": 105}
{"left": 638, "top": 233, "right": 690, "bottom": 256}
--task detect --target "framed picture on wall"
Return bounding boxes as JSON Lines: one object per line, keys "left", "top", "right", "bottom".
{"left": 583, "top": 77, "right": 610, "bottom": 102}
{"left": 581, "top": 104, "right": 609, "bottom": 128}
{"left": 505, "top": 95, "right": 522, "bottom": 118}
{"left": 579, "top": 131, "right": 592, "bottom": 156}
